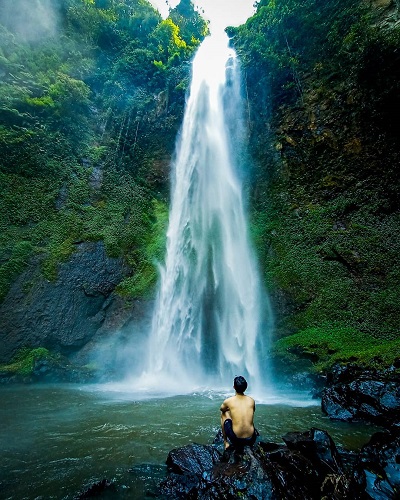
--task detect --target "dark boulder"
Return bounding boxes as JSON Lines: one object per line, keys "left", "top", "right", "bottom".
{"left": 350, "top": 430, "right": 400, "bottom": 498}
{"left": 321, "top": 385, "right": 357, "bottom": 421}
{"left": 258, "top": 442, "right": 320, "bottom": 499}
{"left": 282, "top": 427, "right": 344, "bottom": 477}
{"left": 326, "top": 363, "right": 374, "bottom": 385}
{"left": 322, "top": 368, "right": 400, "bottom": 425}
{"left": 166, "top": 444, "right": 221, "bottom": 475}
{"left": 161, "top": 444, "right": 278, "bottom": 499}
{"left": 160, "top": 429, "right": 349, "bottom": 499}
{"left": 161, "top": 444, "right": 221, "bottom": 498}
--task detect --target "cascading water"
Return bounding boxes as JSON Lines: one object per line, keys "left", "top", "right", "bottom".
{"left": 141, "top": 31, "right": 272, "bottom": 391}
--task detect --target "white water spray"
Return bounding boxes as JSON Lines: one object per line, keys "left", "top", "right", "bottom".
{"left": 141, "top": 32, "right": 271, "bottom": 392}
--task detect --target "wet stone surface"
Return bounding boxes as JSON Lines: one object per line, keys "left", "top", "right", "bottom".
{"left": 160, "top": 427, "right": 400, "bottom": 499}
{"left": 322, "top": 363, "right": 400, "bottom": 426}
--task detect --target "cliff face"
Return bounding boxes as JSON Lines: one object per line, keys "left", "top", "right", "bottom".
{"left": 0, "top": 0, "right": 207, "bottom": 366}
{"left": 1, "top": 0, "right": 399, "bottom": 375}
{"left": 232, "top": 0, "right": 400, "bottom": 371}
{"left": 0, "top": 242, "right": 133, "bottom": 362}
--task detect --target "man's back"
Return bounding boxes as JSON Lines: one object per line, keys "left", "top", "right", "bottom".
{"left": 221, "top": 393, "right": 255, "bottom": 438}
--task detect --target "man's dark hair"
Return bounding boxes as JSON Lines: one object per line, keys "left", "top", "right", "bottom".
{"left": 234, "top": 376, "right": 247, "bottom": 394}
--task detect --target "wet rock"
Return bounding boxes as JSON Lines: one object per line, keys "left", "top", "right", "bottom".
{"left": 326, "top": 363, "right": 368, "bottom": 385}
{"left": 322, "top": 385, "right": 357, "bottom": 421}
{"left": 0, "top": 353, "right": 95, "bottom": 384}
{"left": 159, "top": 472, "right": 201, "bottom": 498}
{"left": 322, "top": 367, "right": 400, "bottom": 425}
{"left": 31, "top": 357, "right": 94, "bottom": 383}
{"left": 166, "top": 444, "right": 221, "bottom": 475}
{"left": 74, "top": 478, "right": 116, "bottom": 499}
{"left": 0, "top": 242, "right": 134, "bottom": 364}
{"left": 161, "top": 444, "right": 221, "bottom": 498}
{"left": 258, "top": 442, "right": 320, "bottom": 499}
{"left": 0, "top": 372, "right": 20, "bottom": 384}
{"left": 89, "top": 165, "right": 103, "bottom": 191}
{"left": 282, "top": 427, "right": 344, "bottom": 477}
{"left": 160, "top": 430, "right": 349, "bottom": 499}
{"left": 212, "top": 429, "right": 224, "bottom": 445}
{"left": 210, "top": 447, "right": 277, "bottom": 499}
{"left": 160, "top": 445, "right": 278, "bottom": 499}
{"left": 349, "top": 430, "right": 400, "bottom": 498}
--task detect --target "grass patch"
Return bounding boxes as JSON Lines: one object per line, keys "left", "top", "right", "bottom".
{"left": 274, "top": 325, "right": 400, "bottom": 373}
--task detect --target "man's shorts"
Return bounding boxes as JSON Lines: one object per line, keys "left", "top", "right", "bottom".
{"left": 223, "top": 418, "right": 257, "bottom": 448}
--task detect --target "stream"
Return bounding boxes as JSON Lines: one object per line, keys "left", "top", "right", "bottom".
{"left": 0, "top": 384, "right": 379, "bottom": 499}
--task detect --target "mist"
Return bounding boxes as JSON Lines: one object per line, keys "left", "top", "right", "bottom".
{"left": 0, "top": 0, "right": 61, "bottom": 41}
{"left": 86, "top": 307, "right": 154, "bottom": 384}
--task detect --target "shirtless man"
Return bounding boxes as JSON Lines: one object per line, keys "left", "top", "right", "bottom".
{"left": 220, "top": 376, "right": 257, "bottom": 450}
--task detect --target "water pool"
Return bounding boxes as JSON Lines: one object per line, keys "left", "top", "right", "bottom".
{"left": 0, "top": 384, "right": 379, "bottom": 498}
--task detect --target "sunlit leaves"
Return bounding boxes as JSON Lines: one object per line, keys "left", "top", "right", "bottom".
{"left": 169, "top": 0, "right": 208, "bottom": 45}
{"left": 151, "top": 18, "right": 187, "bottom": 63}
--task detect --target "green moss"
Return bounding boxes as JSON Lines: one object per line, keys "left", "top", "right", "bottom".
{"left": 38, "top": 210, "right": 84, "bottom": 281}
{"left": 251, "top": 179, "right": 400, "bottom": 343}
{"left": 65, "top": 166, "right": 92, "bottom": 206}
{"left": 116, "top": 198, "right": 168, "bottom": 298}
{"left": 0, "top": 347, "right": 56, "bottom": 376}
{"left": 0, "top": 241, "right": 33, "bottom": 302}
{"left": 0, "top": 172, "right": 59, "bottom": 229}
{"left": 274, "top": 325, "right": 400, "bottom": 373}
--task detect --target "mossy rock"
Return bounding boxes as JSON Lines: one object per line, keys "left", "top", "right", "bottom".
{"left": 0, "top": 347, "right": 95, "bottom": 383}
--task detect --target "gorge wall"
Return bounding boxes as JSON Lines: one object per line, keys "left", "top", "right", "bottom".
{"left": 230, "top": 0, "right": 400, "bottom": 376}
{"left": 0, "top": 0, "right": 207, "bottom": 369}
{"left": 1, "top": 0, "right": 400, "bottom": 380}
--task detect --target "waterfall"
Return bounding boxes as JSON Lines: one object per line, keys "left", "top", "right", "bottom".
{"left": 141, "top": 32, "right": 271, "bottom": 391}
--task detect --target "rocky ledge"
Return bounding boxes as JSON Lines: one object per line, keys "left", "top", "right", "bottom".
{"left": 0, "top": 347, "right": 96, "bottom": 384}
{"left": 160, "top": 428, "right": 400, "bottom": 499}
{"left": 321, "top": 363, "right": 400, "bottom": 426}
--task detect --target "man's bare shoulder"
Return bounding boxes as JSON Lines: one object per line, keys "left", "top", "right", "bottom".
{"left": 220, "top": 395, "right": 234, "bottom": 411}
{"left": 228, "top": 394, "right": 254, "bottom": 404}
{"left": 222, "top": 395, "right": 235, "bottom": 405}
{"left": 241, "top": 394, "right": 254, "bottom": 402}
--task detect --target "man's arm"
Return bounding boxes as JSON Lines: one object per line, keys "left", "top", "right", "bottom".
{"left": 220, "top": 399, "right": 230, "bottom": 414}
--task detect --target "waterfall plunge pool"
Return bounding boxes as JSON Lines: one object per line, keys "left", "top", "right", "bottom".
{"left": 0, "top": 384, "right": 380, "bottom": 499}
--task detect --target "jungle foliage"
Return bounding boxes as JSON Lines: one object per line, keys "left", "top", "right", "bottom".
{"left": 232, "top": 0, "right": 400, "bottom": 371}
{"left": 0, "top": 0, "right": 207, "bottom": 301}
{"left": 1, "top": 0, "right": 399, "bottom": 375}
